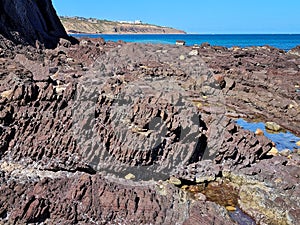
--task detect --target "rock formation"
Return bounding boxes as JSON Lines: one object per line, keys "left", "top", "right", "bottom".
{"left": 0, "top": 38, "right": 299, "bottom": 224}
{"left": 0, "top": 0, "right": 75, "bottom": 48}
{"left": 0, "top": 1, "right": 300, "bottom": 224}
{"left": 288, "top": 45, "right": 300, "bottom": 57}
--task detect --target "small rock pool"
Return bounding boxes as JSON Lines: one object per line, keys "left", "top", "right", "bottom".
{"left": 236, "top": 119, "right": 300, "bottom": 151}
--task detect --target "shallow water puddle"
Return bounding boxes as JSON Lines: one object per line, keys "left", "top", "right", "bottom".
{"left": 236, "top": 118, "right": 300, "bottom": 150}
{"left": 186, "top": 180, "right": 257, "bottom": 225}
{"left": 228, "top": 207, "right": 256, "bottom": 225}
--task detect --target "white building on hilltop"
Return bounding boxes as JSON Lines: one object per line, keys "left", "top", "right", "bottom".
{"left": 119, "top": 20, "right": 143, "bottom": 24}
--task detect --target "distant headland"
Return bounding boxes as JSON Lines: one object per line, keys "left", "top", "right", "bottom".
{"left": 59, "top": 16, "right": 186, "bottom": 34}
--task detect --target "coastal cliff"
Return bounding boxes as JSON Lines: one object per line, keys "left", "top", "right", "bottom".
{"left": 0, "top": 0, "right": 74, "bottom": 48}
{"left": 60, "top": 16, "right": 186, "bottom": 34}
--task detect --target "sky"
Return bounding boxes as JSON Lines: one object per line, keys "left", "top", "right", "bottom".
{"left": 52, "top": 0, "right": 300, "bottom": 34}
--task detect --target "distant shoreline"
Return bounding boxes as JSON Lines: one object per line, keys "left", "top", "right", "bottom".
{"left": 69, "top": 33, "right": 300, "bottom": 35}
{"left": 68, "top": 32, "right": 187, "bottom": 35}
{"left": 60, "top": 16, "right": 186, "bottom": 35}
{"left": 69, "top": 33, "right": 300, "bottom": 51}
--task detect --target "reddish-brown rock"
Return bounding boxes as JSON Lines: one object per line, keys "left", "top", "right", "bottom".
{"left": 0, "top": 38, "right": 300, "bottom": 224}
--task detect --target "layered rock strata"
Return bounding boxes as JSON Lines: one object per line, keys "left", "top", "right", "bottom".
{"left": 0, "top": 37, "right": 299, "bottom": 224}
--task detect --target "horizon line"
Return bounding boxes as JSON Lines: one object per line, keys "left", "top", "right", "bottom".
{"left": 72, "top": 33, "right": 300, "bottom": 35}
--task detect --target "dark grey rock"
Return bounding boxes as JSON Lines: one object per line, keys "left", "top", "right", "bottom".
{"left": 0, "top": 0, "right": 77, "bottom": 48}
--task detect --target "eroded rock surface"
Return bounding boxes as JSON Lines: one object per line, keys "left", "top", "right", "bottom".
{"left": 227, "top": 153, "right": 300, "bottom": 225}
{"left": 0, "top": 39, "right": 300, "bottom": 224}
{"left": 201, "top": 44, "right": 300, "bottom": 135}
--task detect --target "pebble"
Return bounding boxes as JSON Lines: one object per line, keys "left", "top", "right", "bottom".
{"left": 196, "top": 102, "right": 202, "bottom": 108}
{"left": 0, "top": 90, "right": 13, "bottom": 98}
{"left": 181, "top": 185, "right": 189, "bottom": 190}
{"left": 265, "top": 122, "right": 282, "bottom": 132}
{"left": 267, "top": 147, "right": 279, "bottom": 156}
{"left": 66, "top": 57, "right": 74, "bottom": 62}
{"left": 188, "top": 184, "right": 205, "bottom": 193}
{"left": 255, "top": 128, "right": 264, "bottom": 136}
{"left": 226, "top": 206, "right": 237, "bottom": 211}
{"left": 194, "top": 193, "right": 207, "bottom": 201}
{"left": 189, "top": 50, "right": 199, "bottom": 56}
{"left": 79, "top": 40, "right": 89, "bottom": 46}
{"left": 280, "top": 149, "right": 291, "bottom": 157}
{"left": 296, "top": 141, "right": 300, "bottom": 147}
{"left": 125, "top": 173, "right": 135, "bottom": 180}
{"left": 179, "top": 55, "right": 185, "bottom": 60}
{"left": 169, "top": 177, "right": 182, "bottom": 186}
{"left": 274, "top": 178, "right": 283, "bottom": 184}
{"left": 196, "top": 175, "right": 215, "bottom": 183}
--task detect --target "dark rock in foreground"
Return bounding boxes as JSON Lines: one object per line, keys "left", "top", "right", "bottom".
{"left": 0, "top": 0, "right": 75, "bottom": 48}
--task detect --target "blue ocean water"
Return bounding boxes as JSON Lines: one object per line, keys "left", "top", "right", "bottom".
{"left": 72, "top": 34, "right": 300, "bottom": 51}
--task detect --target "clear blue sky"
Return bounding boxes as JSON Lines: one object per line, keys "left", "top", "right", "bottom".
{"left": 52, "top": 0, "right": 300, "bottom": 34}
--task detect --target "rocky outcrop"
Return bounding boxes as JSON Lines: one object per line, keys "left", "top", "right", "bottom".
{"left": 200, "top": 44, "right": 300, "bottom": 135}
{"left": 0, "top": 38, "right": 300, "bottom": 224}
{"left": 288, "top": 45, "right": 300, "bottom": 57}
{"left": 0, "top": 0, "right": 75, "bottom": 48}
{"left": 228, "top": 153, "right": 300, "bottom": 225}
{"left": 1, "top": 1, "right": 299, "bottom": 224}
{"left": 0, "top": 167, "right": 238, "bottom": 224}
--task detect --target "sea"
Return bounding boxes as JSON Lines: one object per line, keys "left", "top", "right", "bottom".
{"left": 71, "top": 34, "right": 300, "bottom": 51}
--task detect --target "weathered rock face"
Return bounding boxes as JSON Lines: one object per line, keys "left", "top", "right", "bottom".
{"left": 0, "top": 38, "right": 300, "bottom": 224}
{"left": 201, "top": 44, "right": 300, "bottom": 135}
{"left": 0, "top": 42, "right": 273, "bottom": 181}
{"left": 0, "top": 0, "right": 73, "bottom": 48}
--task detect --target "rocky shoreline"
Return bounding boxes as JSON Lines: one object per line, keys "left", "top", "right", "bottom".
{"left": 0, "top": 0, "right": 300, "bottom": 224}
{"left": 0, "top": 36, "right": 299, "bottom": 224}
